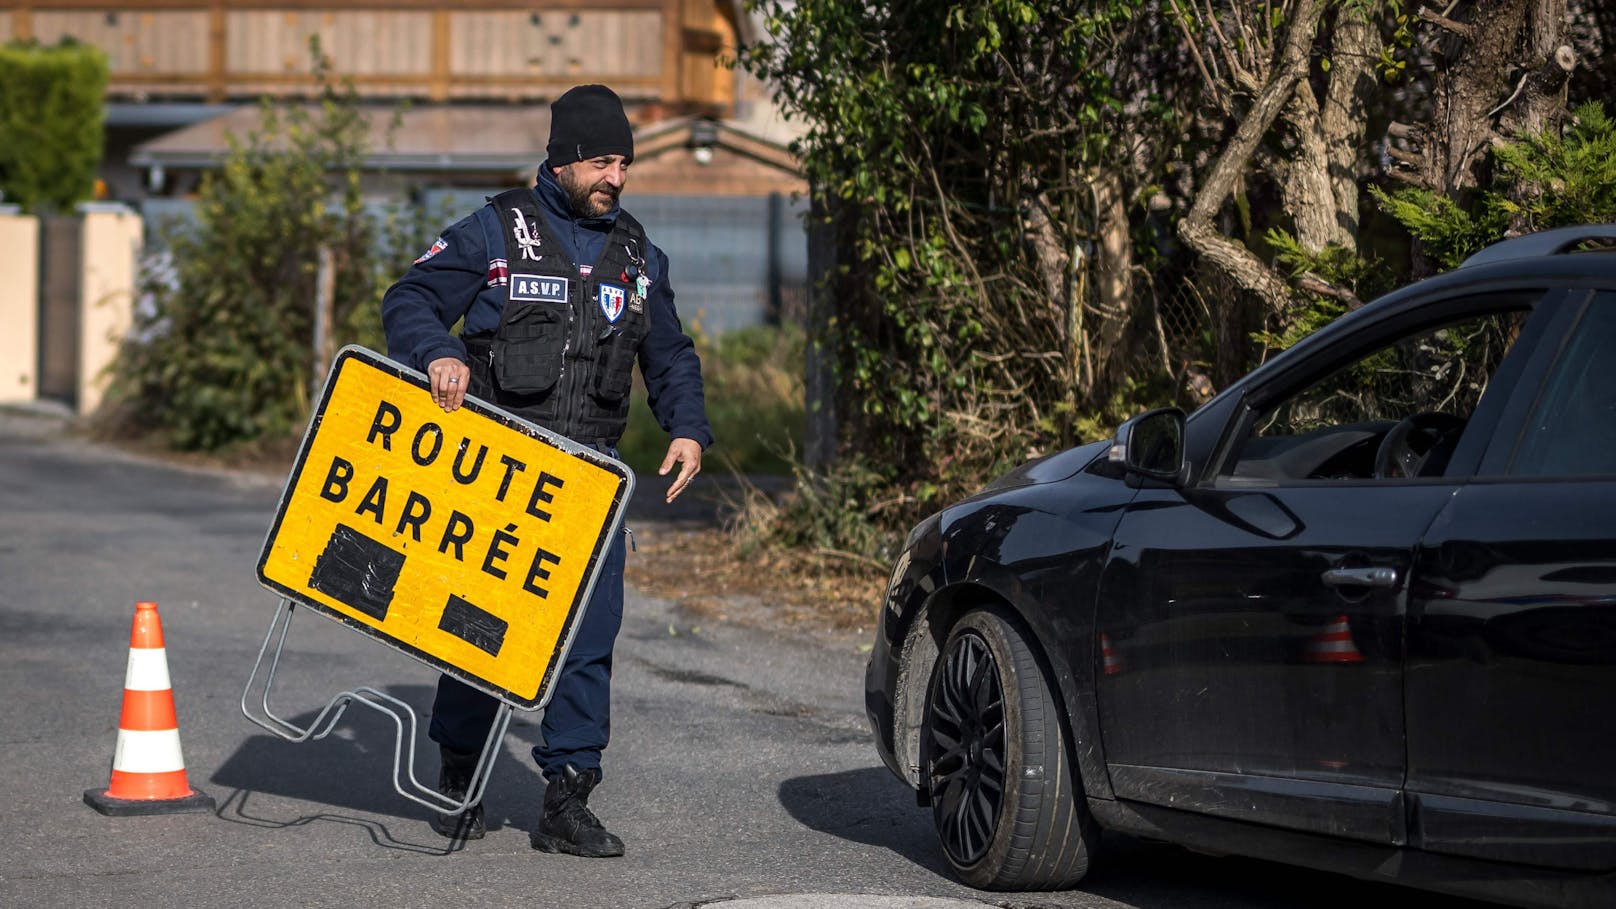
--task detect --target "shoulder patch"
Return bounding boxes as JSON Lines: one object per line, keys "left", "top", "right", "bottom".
{"left": 414, "top": 237, "right": 448, "bottom": 264}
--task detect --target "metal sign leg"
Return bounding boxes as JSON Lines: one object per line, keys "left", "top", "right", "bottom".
{"left": 241, "top": 599, "right": 510, "bottom": 815}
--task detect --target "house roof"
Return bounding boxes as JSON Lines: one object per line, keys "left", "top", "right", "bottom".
{"left": 128, "top": 104, "right": 557, "bottom": 173}
{"left": 127, "top": 103, "right": 805, "bottom": 195}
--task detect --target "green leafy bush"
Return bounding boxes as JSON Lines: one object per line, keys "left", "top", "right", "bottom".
{"left": 102, "top": 61, "right": 413, "bottom": 452}
{"left": 1491, "top": 102, "right": 1616, "bottom": 232}
{"left": 1373, "top": 101, "right": 1616, "bottom": 269}
{"left": 617, "top": 323, "right": 805, "bottom": 475}
{"left": 1368, "top": 187, "right": 1508, "bottom": 272}
{"left": 738, "top": 0, "right": 1159, "bottom": 556}
{"left": 0, "top": 39, "right": 107, "bottom": 212}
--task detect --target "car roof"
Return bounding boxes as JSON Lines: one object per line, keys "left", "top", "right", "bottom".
{"left": 1458, "top": 224, "right": 1616, "bottom": 267}
{"left": 1233, "top": 225, "right": 1616, "bottom": 390}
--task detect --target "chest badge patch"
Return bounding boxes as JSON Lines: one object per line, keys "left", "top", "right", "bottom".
{"left": 598, "top": 284, "right": 627, "bottom": 324}
{"left": 511, "top": 209, "right": 543, "bottom": 262}
{"left": 511, "top": 275, "right": 569, "bottom": 303}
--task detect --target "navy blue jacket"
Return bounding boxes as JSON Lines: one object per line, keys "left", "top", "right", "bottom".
{"left": 381, "top": 165, "right": 712, "bottom": 449}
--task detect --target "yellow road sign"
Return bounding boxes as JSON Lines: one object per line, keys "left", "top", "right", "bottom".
{"left": 256, "top": 346, "right": 633, "bottom": 709}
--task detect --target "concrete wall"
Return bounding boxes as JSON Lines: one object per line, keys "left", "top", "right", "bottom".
{"left": 76, "top": 204, "right": 142, "bottom": 416}
{"left": 1, "top": 205, "right": 141, "bottom": 415}
{"left": 0, "top": 207, "right": 39, "bottom": 403}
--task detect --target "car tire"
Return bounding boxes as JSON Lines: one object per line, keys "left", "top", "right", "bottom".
{"left": 923, "top": 607, "right": 1097, "bottom": 890}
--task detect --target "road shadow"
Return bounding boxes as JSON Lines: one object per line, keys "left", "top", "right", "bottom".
{"left": 211, "top": 683, "right": 546, "bottom": 850}
{"left": 624, "top": 470, "right": 791, "bottom": 529}
{"left": 781, "top": 769, "right": 1498, "bottom": 909}
{"left": 776, "top": 765, "right": 949, "bottom": 875}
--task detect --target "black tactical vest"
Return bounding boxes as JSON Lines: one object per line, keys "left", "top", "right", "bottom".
{"left": 463, "top": 188, "right": 652, "bottom": 448}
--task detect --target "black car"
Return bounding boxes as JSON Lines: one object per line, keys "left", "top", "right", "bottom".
{"left": 865, "top": 225, "right": 1616, "bottom": 908}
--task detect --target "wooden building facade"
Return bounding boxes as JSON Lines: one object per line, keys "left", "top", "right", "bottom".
{"left": 0, "top": 0, "right": 740, "bottom": 112}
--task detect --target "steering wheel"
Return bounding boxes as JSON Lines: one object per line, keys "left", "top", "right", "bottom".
{"left": 1374, "top": 411, "right": 1467, "bottom": 479}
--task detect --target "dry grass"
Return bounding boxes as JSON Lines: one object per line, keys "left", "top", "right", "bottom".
{"left": 625, "top": 521, "right": 888, "bottom": 638}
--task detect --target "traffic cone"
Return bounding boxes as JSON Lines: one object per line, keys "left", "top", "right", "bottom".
{"left": 1302, "top": 614, "right": 1364, "bottom": 664}
{"left": 84, "top": 602, "right": 215, "bottom": 816}
{"left": 1100, "top": 632, "right": 1126, "bottom": 676}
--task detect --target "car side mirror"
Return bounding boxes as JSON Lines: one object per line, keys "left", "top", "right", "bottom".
{"left": 1109, "top": 408, "right": 1186, "bottom": 482}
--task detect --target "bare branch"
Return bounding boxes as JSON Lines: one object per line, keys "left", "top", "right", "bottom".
{"left": 1262, "top": 0, "right": 1276, "bottom": 64}
{"left": 1224, "top": 0, "right": 1255, "bottom": 80}
{"left": 1418, "top": 6, "right": 1474, "bottom": 39}
{"left": 1385, "top": 144, "right": 1425, "bottom": 167}
{"left": 1494, "top": 44, "right": 1578, "bottom": 124}
{"left": 1209, "top": 0, "right": 1260, "bottom": 92}
{"left": 1166, "top": 0, "right": 1230, "bottom": 112}
{"left": 1485, "top": 73, "right": 1530, "bottom": 119}
{"left": 1553, "top": 43, "right": 1577, "bottom": 73}
{"left": 1178, "top": 0, "right": 1328, "bottom": 309}
{"left": 1296, "top": 274, "right": 1365, "bottom": 309}
{"left": 1387, "top": 121, "right": 1420, "bottom": 140}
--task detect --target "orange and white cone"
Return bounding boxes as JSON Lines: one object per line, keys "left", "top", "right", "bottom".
{"left": 1100, "top": 632, "right": 1126, "bottom": 676}
{"left": 1303, "top": 614, "right": 1365, "bottom": 664}
{"left": 84, "top": 602, "right": 214, "bottom": 816}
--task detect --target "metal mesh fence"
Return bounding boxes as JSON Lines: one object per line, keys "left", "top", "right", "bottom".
{"left": 1133, "top": 262, "right": 1257, "bottom": 405}
{"left": 419, "top": 188, "right": 809, "bottom": 336}
{"left": 138, "top": 190, "right": 811, "bottom": 339}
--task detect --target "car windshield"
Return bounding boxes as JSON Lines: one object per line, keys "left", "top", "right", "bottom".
{"left": 1231, "top": 304, "right": 1531, "bottom": 482}
{"left": 1261, "top": 312, "right": 1523, "bottom": 436}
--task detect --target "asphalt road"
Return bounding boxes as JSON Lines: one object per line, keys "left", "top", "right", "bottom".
{"left": 0, "top": 404, "right": 1497, "bottom": 909}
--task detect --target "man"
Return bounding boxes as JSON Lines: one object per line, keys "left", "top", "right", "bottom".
{"left": 381, "top": 84, "right": 711, "bottom": 857}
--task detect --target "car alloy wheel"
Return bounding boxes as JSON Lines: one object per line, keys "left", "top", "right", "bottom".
{"left": 923, "top": 607, "right": 1096, "bottom": 890}
{"left": 928, "top": 626, "right": 1005, "bottom": 866}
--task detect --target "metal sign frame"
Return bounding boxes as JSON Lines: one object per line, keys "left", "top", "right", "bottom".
{"left": 241, "top": 346, "right": 633, "bottom": 817}
{"left": 241, "top": 597, "right": 512, "bottom": 818}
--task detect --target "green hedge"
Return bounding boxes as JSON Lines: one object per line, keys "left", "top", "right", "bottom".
{"left": 616, "top": 324, "right": 805, "bottom": 476}
{"left": 0, "top": 39, "right": 107, "bottom": 213}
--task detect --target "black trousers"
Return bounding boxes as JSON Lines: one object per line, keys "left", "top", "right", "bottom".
{"left": 428, "top": 530, "right": 627, "bottom": 779}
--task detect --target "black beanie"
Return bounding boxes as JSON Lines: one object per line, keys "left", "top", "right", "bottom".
{"left": 546, "top": 85, "right": 634, "bottom": 166}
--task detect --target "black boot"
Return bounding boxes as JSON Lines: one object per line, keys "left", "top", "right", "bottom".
{"left": 530, "top": 765, "right": 624, "bottom": 857}
{"left": 429, "top": 746, "right": 486, "bottom": 840}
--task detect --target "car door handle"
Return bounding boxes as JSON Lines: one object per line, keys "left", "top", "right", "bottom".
{"left": 1321, "top": 566, "right": 1398, "bottom": 588}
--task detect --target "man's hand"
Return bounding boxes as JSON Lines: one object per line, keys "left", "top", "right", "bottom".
{"left": 427, "top": 356, "right": 470, "bottom": 412}
{"left": 658, "top": 437, "right": 703, "bottom": 503}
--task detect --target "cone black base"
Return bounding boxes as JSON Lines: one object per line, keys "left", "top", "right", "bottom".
{"left": 83, "top": 787, "right": 215, "bottom": 817}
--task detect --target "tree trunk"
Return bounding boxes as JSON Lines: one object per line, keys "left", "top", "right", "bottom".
{"left": 1091, "top": 172, "right": 1133, "bottom": 394}
{"left": 1280, "top": 89, "right": 1349, "bottom": 251}
{"left": 1405, "top": 0, "right": 1575, "bottom": 263}
{"left": 1178, "top": 0, "right": 1328, "bottom": 317}
{"left": 1320, "top": 5, "right": 1383, "bottom": 239}
{"left": 1422, "top": 0, "right": 1535, "bottom": 196}
{"left": 1268, "top": 3, "right": 1379, "bottom": 284}
{"left": 1498, "top": 0, "right": 1575, "bottom": 142}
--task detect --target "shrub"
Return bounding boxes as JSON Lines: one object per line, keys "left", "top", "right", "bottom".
{"left": 0, "top": 38, "right": 107, "bottom": 212}
{"left": 101, "top": 58, "right": 409, "bottom": 452}
{"left": 616, "top": 323, "right": 806, "bottom": 476}
{"left": 1373, "top": 101, "right": 1616, "bottom": 269}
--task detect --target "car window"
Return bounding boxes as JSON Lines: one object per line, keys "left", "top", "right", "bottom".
{"left": 1508, "top": 294, "right": 1616, "bottom": 477}
{"left": 1227, "top": 308, "right": 1530, "bottom": 483}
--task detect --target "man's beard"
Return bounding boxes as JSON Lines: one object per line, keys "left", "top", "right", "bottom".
{"left": 557, "top": 168, "right": 621, "bottom": 218}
